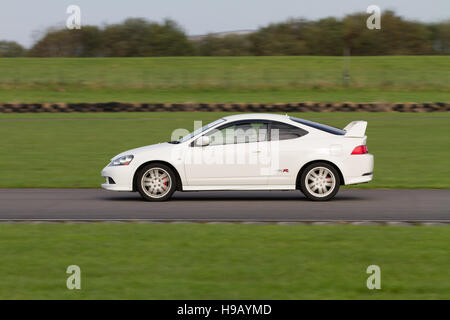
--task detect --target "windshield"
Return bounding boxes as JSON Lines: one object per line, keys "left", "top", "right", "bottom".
{"left": 176, "top": 118, "right": 226, "bottom": 143}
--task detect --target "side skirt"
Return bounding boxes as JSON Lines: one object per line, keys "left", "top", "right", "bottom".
{"left": 182, "top": 185, "right": 296, "bottom": 191}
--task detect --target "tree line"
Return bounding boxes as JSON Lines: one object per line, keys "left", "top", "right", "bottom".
{"left": 1, "top": 11, "right": 449, "bottom": 57}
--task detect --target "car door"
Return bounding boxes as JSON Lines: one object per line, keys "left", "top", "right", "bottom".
{"left": 266, "top": 121, "right": 309, "bottom": 187}
{"left": 184, "top": 120, "right": 270, "bottom": 187}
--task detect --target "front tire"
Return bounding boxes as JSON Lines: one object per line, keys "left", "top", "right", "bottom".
{"left": 136, "top": 164, "right": 177, "bottom": 201}
{"left": 299, "top": 162, "right": 340, "bottom": 201}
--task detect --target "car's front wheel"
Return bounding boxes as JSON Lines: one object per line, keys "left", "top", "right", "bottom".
{"left": 299, "top": 162, "right": 340, "bottom": 201}
{"left": 136, "top": 164, "right": 177, "bottom": 201}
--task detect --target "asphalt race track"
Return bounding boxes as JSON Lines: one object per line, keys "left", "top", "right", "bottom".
{"left": 0, "top": 189, "right": 449, "bottom": 222}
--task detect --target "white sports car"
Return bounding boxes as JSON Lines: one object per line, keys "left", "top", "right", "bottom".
{"left": 101, "top": 114, "right": 373, "bottom": 201}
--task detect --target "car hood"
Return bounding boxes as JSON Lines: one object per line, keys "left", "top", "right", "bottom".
{"left": 111, "top": 142, "right": 172, "bottom": 160}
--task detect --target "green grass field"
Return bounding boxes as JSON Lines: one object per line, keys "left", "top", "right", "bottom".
{"left": 1, "top": 112, "right": 449, "bottom": 188}
{"left": 0, "top": 223, "right": 448, "bottom": 299}
{"left": 0, "top": 56, "right": 449, "bottom": 102}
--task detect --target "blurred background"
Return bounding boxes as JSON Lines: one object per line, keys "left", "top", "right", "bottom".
{"left": 0, "top": 6, "right": 448, "bottom": 103}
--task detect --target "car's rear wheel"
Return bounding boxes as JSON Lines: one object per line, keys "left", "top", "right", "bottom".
{"left": 136, "top": 164, "right": 176, "bottom": 201}
{"left": 299, "top": 162, "right": 340, "bottom": 201}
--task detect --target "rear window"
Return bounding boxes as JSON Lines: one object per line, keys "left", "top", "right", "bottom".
{"left": 290, "top": 117, "right": 346, "bottom": 136}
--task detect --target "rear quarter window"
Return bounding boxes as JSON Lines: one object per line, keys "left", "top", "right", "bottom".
{"left": 270, "top": 121, "right": 308, "bottom": 141}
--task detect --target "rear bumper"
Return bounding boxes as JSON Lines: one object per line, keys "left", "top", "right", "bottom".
{"left": 342, "top": 154, "right": 374, "bottom": 185}
{"left": 101, "top": 165, "right": 134, "bottom": 192}
{"left": 345, "top": 174, "right": 373, "bottom": 185}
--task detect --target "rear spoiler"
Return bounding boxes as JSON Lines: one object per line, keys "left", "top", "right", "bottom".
{"left": 343, "top": 121, "right": 367, "bottom": 137}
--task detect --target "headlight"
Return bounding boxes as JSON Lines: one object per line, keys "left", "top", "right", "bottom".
{"left": 110, "top": 155, "right": 134, "bottom": 166}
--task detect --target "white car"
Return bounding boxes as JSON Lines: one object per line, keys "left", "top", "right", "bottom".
{"left": 101, "top": 114, "right": 373, "bottom": 201}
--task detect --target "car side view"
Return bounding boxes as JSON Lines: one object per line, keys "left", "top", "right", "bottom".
{"left": 101, "top": 114, "right": 374, "bottom": 201}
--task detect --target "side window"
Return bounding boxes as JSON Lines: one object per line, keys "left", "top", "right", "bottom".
{"left": 270, "top": 122, "right": 308, "bottom": 141}
{"left": 206, "top": 122, "right": 268, "bottom": 145}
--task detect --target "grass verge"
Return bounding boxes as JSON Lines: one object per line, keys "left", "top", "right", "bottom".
{"left": 0, "top": 223, "right": 449, "bottom": 299}
{"left": 1, "top": 112, "right": 449, "bottom": 188}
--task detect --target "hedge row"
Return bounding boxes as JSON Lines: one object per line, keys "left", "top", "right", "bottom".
{"left": 0, "top": 102, "right": 448, "bottom": 113}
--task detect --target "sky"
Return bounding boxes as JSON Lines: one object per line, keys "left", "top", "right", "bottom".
{"left": 1, "top": 0, "right": 449, "bottom": 48}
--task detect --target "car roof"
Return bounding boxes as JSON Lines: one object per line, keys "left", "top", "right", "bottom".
{"left": 222, "top": 113, "right": 291, "bottom": 122}
{"left": 220, "top": 113, "right": 346, "bottom": 136}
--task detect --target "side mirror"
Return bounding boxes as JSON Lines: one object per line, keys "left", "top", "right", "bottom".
{"left": 195, "top": 136, "right": 210, "bottom": 147}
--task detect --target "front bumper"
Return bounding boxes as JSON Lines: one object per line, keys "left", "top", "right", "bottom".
{"left": 101, "top": 164, "right": 134, "bottom": 191}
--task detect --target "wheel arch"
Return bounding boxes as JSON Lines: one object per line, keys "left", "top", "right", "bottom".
{"left": 133, "top": 160, "right": 183, "bottom": 191}
{"left": 296, "top": 160, "right": 345, "bottom": 188}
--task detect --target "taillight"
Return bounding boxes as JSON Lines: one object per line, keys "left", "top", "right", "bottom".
{"left": 351, "top": 145, "right": 368, "bottom": 155}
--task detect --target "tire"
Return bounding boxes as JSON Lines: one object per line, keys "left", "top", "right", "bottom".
{"left": 136, "top": 163, "right": 177, "bottom": 201}
{"left": 299, "top": 162, "right": 340, "bottom": 201}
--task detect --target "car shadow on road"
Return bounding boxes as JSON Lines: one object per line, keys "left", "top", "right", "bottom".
{"left": 101, "top": 191, "right": 365, "bottom": 202}
{"left": 171, "top": 195, "right": 365, "bottom": 201}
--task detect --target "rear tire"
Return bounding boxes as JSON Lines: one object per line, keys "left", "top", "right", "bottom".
{"left": 299, "top": 162, "right": 340, "bottom": 201}
{"left": 136, "top": 164, "right": 177, "bottom": 201}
